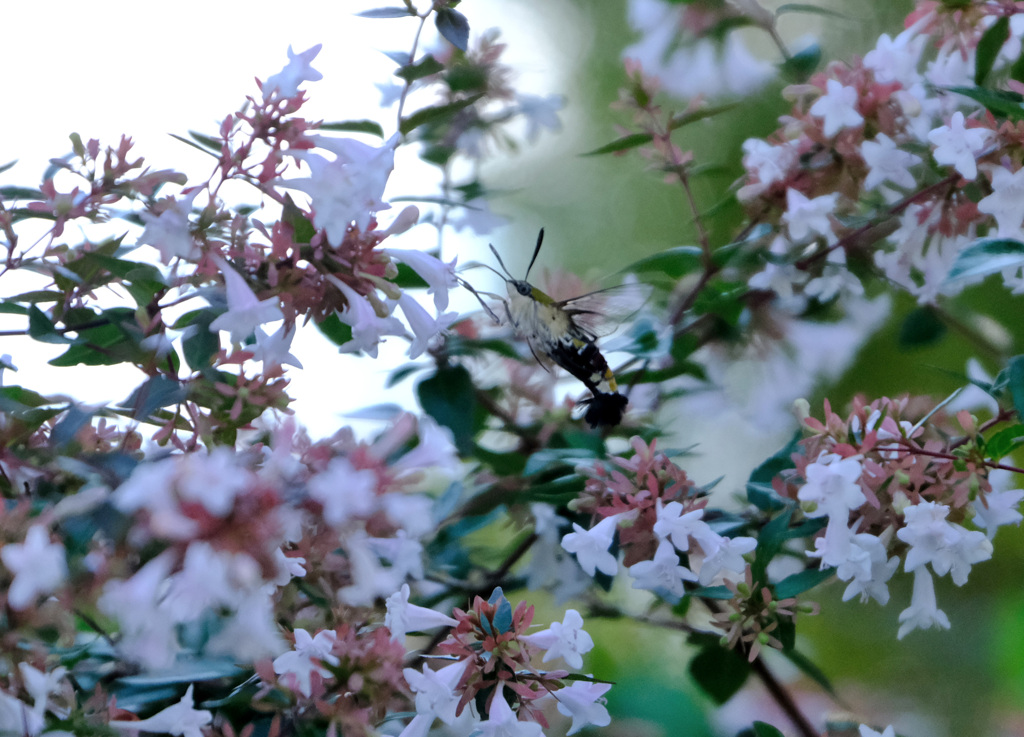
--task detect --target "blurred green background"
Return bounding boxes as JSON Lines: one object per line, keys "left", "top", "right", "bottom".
{"left": 479, "top": 1, "right": 1024, "bottom": 735}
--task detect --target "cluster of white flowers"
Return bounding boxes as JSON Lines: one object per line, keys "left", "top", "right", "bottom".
{"left": 623, "top": 0, "right": 775, "bottom": 99}
{"left": 382, "top": 595, "right": 610, "bottom": 737}
{"left": 739, "top": 16, "right": 1024, "bottom": 307}
{"left": 559, "top": 505, "right": 757, "bottom": 597}
{"left": 796, "top": 423, "right": 1021, "bottom": 638}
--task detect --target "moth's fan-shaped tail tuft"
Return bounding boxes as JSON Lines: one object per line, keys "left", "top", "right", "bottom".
{"left": 581, "top": 391, "right": 628, "bottom": 428}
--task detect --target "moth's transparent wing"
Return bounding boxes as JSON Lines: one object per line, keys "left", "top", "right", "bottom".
{"left": 557, "top": 282, "right": 654, "bottom": 338}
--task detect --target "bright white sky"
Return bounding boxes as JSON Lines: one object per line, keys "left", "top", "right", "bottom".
{"left": 0, "top": 0, "right": 588, "bottom": 439}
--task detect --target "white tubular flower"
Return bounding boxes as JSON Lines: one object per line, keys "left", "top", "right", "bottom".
{"left": 973, "top": 487, "right": 1024, "bottom": 539}
{"left": 325, "top": 274, "right": 406, "bottom": 358}
{"left": 403, "top": 658, "right": 469, "bottom": 725}
{"left": 18, "top": 663, "right": 66, "bottom": 718}
{"left": 208, "top": 254, "right": 284, "bottom": 344}
{"left": 898, "top": 501, "right": 991, "bottom": 585}
{"left": 272, "top": 628, "right": 340, "bottom": 698}
{"left": 978, "top": 165, "right": 1024, "bottom": 239}
{"left": 653, "top": 500, "right": 707, "bottom": 551}
{"left": 694, "top": 534, "right": 757, "bottom": 586}
{"left": 928, "top": 111, "right": 992, "bottom": 180}
{"left": 861, "top": 134, "right": 922, "bottom": 190}
{"left": 1, "top": 526, "right": 67, "bottom": 610}
{"left": 554, "top": 680, "right": 612, "bottom": 735}
{"left": 515, "top": 92, "right": 564, "bottom": 142}
{"left": 384, "top": 248, "right": 458, "bottom": 312}
{"left": 394, "top": 292, "right": 459, "bottom": 359}
{"left": 253, "top": 324, "right": 302, "bottom": 370}
{"left": 476, "top": 683, "right": 544, "bottom": 737}
{"left": 809, "top": 79, "right": 864, "bottom": 137}
{"left": 798, "top": 453, "right": 865, "bottom": 518}
{"left": 838, "top": 533, "right": 900, "bottom": 605}
{"left": 307, "top": 456, "right": 378, "bottom": 528}
{"left": 282, "top": 134, "right": 397, "bottom": 243}
{"left": 627, "top": 540, "right": 697, "bottom": 598}
{"left": 897, "top": 567, "right": 950, "bottom": 639}
{"left": 138, "top": 189, "right": 200, "bottom": 263}
{"left": 520, "top": 609, "right": 595, "bottom": 669}
{"left": 385, "top": 583, "right": 458, "bottom": 643}
{"left": 262, "top": 44, "right": 323, "bottom": 99}
{"left": 782, "top": 189, "right": 839, "bottom": 243}
{"left": 109, "top": 685, "right": 212, "bottom": 737}
{"left": 561, "top": 515, "right": 621, "bottom": 577}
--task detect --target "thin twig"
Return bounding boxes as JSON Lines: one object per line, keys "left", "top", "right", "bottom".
{"left": 795, "top": 173, "right": 959, "bottom": 270}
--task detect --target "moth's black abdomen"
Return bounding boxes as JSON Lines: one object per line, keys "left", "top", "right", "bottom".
{"left": 581, "top": 392, "right": 629, "bottom": 428}
{"left": 548, "top": 335, "right": 609, "bottom": 388}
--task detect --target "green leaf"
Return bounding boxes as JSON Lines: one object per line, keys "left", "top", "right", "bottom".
{"left": 85, "top": 253, "right": 166, "bottom": 284}
{"left": 168, "top": 133, "right": 220, "bottom": 159}
{"left": 50, "top": 406, "right": 96, "bottom": 447}
{"left": 522, "top": 449, "right": 595, "bottom": 476}
{"left": 416, "top": 364, "right": 479, "bottom": 455}
{"left": 773, "top": 566, "right": 835, "bottom": 598}
{"left": 357, "top": 7, "right": 414, "bottom": 18}
{"left": 0, "top": 385, "right": 51, "bottom": 411}
{"left": 1007, "top": 355, "right": 1024, "bottom": 420}
{"left": 182, "top": 312, "right": 220, "bottom": 370}
{"left": 49, "top": 308, "right": 146, "bottom": 367}
{"left": 947, "top": 85, "right": 1024, "bottom": 120}
{"left": 472, "top": 446, "right": 527, "bottom": 476}
{"left": 670, "top": 102, "right": 741, "bottom": 128}
{"left": 392, "top": 263, "right": 430, "bottom": 289}
{"left": 49, "top": 343, "right": 116, "bottom": 368}
{"left": 188, "top": 130, "right": 222, "bottom": 152}
{"left": 28, "top": 305, "right": 71, "bottom": 344}
{"left": 746, "top": 482, "right": 789, "bottom": 512}
{"left": 581, "top": 104, "right": 738, "bottom": 157}
{"left": 752, "top": 721, "right": 786, "bottom": 737}
{"left": 444, "top": 336, "right": 521, "bottom": 360}
{"left": 281, "top": 194, "right": 317, "bottom": 244}
{"left": 780, "top": 43, "right": 821, "bottom": 82}
{"left": 396, "top": 55, "right": 446, "bottom": 82}
{"left": 114, "top": 659, "right": 244, "bottom": 689}
{"left": 0, "top": 185, "right": 43, "bottom": 200}
{"left": 435, "top": 8, "right": 470, "bottom": 51}
{"left": 490, "top": 590, "right": 513, "bottom": 634}
{"left": 748, "top": 437, "right": 799, "bottom": 513}
{"left": 0, "top": 160, "right": 15, "bottom": 175}
{"left": 688, "top": 645, "right": 750, "bottom": 704}
{"left": 617, "top": 359, "right": 706, "bottom": 385}
{"left": 985, "top": 423, "right": 1024, "bottom": 459}
{"left": 688, "top": 585, "right": 733, "bottom": 600}
{"left": 947, "top": 238, "right": 1024, "bottom": 281}
{"left": 581, "top": 132, "right": 655, "bottom": 157}
{"left": 624, "top": 246, "right": 703, "bottom": 279}
{"left": 898, "top": 305, "right": 946, "bottom": 348}
{"left": 9, "top": 290, "right": 64, "bottom": 304}
{"left": 775, "top": 3, "right": 846, "bottom": 18}
{"left": 69, "top": 132, "right": 86, "bottom": 158}
{"left": 400, "top": 94, "right": 484, "bottom": 136}
{"left": 781, "top": 647, "right": 836, "bottom": 696}
{"left": 316, "top": 312, "right": 354, "bottom": 347}
{"left": 320, "top": 120, "right": 386, "bottom": 137}
{"left": 976, "top": 16, "right": 1010, "bottom": 86}
{"left": 386, "top": 363, "right": 425, "bottom": 387}
{"left": 122, "top": 376, "right": 188, "bottom": 421}
{"left": 1011, "top": 45, "right": 1024, "bottom": 83}
{"left": 751, "top": 507, "right": 792, "bottom": 585}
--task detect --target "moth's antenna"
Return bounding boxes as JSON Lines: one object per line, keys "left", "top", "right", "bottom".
{"left": 471, "top": 260, "right": 510, "bottom": 282}
{"left": 489, "top": 243, "right": 515, "bottom": 281}
{"left": 457, "top": 275, "right": 502, "bottom": 323}
{"left": 524, "top": 228, "right": 545, "bottom": 281}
